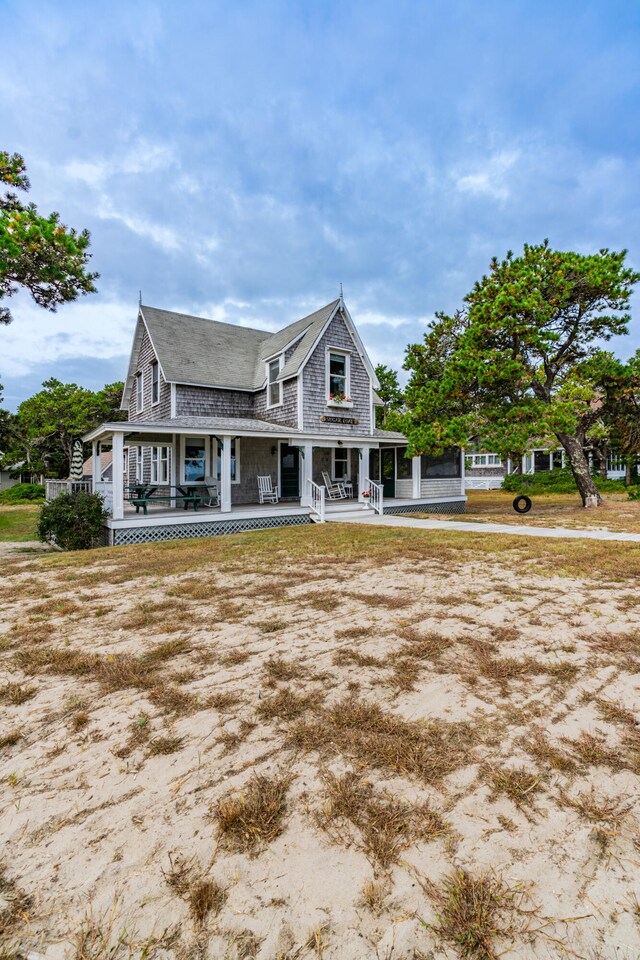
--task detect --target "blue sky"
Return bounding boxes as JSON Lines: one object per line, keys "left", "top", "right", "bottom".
{"left": 1, "top": 0, "right": 639, "bottom": 410}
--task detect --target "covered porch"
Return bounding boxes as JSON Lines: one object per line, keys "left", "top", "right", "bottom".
{"left": 83, "top": 418, "right": 466, "bottom": 544}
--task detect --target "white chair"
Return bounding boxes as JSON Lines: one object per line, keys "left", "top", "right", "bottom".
{"left": 321, "top": 470, "right": 347, "bottom": 500}
{"left": 203, "top": 476, "right": 220, "bottom": 507}
{"left": 257, "top": 475, "right": 279, "bottom": 504}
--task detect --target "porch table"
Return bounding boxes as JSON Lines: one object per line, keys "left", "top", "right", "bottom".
{"left": 125, "top": 485, "right": 202, "bottom": 515}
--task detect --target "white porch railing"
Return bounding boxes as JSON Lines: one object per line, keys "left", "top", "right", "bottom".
{"left": 308, "top": 479, "right": 325, "bottom": 523}
{"left": 45, "top": 479, "right": 92, "bottom": 500}
{"left": 361, "top": 477, "right": 383, "bottom": 515}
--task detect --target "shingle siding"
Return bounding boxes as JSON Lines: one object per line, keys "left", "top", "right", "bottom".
{"left": 176, "top": 385, "right": 254, "bottom": 419}
{"left": 128, "top": 325, "right": 172, "bottom": 422}
{"left": 302, "top": 312, "right": 372, "bottom": 435}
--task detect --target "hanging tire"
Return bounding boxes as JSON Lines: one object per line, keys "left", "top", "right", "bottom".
{"left": 513, "top": 495, "right": 532, "bottom": 514}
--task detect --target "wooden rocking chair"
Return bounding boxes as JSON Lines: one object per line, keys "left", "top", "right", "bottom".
{"left": 203, "top": 476, "right": 220, "bottom": 507}
{"left": 321, "top": 470, "right": 347, "bottom": 500}
{"left": 257, "top": 475, "right": 279, "bottom": 504}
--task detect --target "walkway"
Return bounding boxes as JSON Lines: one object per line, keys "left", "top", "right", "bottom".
{"left": 325, "top": 512, "right": 640, "bottom": 543}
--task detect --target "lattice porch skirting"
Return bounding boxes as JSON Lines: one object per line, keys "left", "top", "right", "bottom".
{"left": 108, "top": 513, "right": 314, "bottom": 546}
{"left": 384, "top": 500, "right": 466, "bottom": 516}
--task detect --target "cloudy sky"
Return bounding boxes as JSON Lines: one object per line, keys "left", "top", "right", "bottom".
{"left": 1, "top": 0, "right": 639, "bottom": 410}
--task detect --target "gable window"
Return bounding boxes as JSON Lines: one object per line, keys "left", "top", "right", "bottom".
{"left": 151, "top": 446, "right": 169, "bottom": 484}
{"left": 327, "top": 350, "right": 351, "bottom": 405}
{"left": 216, "top": 438, "right": 240, "bottom": 484}
{"left": 135, "top": 446, "right": 143, "bottom": 483}
{"left": 332, "top": 447, "right": 350, "bottom": 481}
{"left": 184, "top": 438, "right": 206, "bottom": 483}
{"left": 267, "top": 358, "right": 282, "bottom": 407}
{"left": 151, "top": 362, "right": 159, "bottom": 405}
{"left": 135, "top": 372, "right": 143, "bottom": 412}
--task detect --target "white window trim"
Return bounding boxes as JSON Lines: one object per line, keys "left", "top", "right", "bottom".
{"left": 135, "top": 446, "right": 143, "bottom": 483}
{"left": 135, "top": 371, "right": 144, "bottom": 413}
{"left": 214, "top": 437, "right": 241, "bottom": 485}
{"left": 326, "top": 347, "right": 352, "bottom": 408}
{"left": 266, "top": 356, "right": 283, "bottom": 409}
{"left": 151, "top": 361, "right": 160, "bottom": 406}
{"left": 331, "top": 446, "right": 351, "bottom": 481}
{"left": 151, "top": 445, "right": 169, "bottom": 484}
{"left": 180, "top": 436, "right": 209, "bottom": 485}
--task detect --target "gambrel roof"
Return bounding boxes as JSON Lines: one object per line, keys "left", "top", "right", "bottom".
{"left": 122, "top": 298, "right": 380, "bottom": 409}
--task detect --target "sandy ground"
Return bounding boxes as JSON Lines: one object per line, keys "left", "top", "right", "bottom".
{"left": 1, "top": 526, "right": 640, "bottom": 959}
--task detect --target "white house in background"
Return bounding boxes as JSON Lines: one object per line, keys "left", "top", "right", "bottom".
{"left": 465, "top": 448, "right": 629, "bottom": 490}
{"left": 83, "top": 295, "right": 466, "bottom": 545}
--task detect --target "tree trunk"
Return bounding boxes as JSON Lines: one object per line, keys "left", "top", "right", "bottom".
{"left": 557, "top": 433, "right": 603, "bottom": 507}
{"left": 599, "top": 442, "right": 608, "bottom": 480}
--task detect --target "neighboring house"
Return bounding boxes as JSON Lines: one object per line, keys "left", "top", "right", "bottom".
{"left": 465, "top": 447, "right": 629, "bottom": 490}
{"left": 85, "top": 295, "right": 466, "bottom": 545}
{"left": 0, "top": 458, "right": 24, "bottom": 491}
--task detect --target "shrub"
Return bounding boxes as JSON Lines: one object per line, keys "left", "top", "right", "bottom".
{"left": 0, "top": 483, "right": 45, "bottom": 504}
{"left": 37, "top": 491, "right": 107, "bottom": 550}
{"left": 501, "top": 468, "right": 632, "bottom": 495}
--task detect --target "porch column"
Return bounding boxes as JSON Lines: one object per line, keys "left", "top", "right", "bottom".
{"left": 92, "top": 441, "right": 100, "bottom": 493}
{"left": 169, "top": 434, "right": 177, "bottom": 508}
{"left": 300, "top": 443, "right": 313, "bottom": 506}
{"left": 112, "top": 433, "right": 124, "bottom": 520}
{"left": 358, "top": 448, "right": 365, "bottom": 502}
{"left": 411, "top": 455, "right": 421, "bottom": 499}
{"left": 220, "top": 435, "right": 232, "bottom": 513}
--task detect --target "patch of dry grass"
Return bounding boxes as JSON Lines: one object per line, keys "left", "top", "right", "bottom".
{"left": 314, "top": 770, "right": 448, "bottom": 868}
{"left": 287, "top": 696, "right": 477, "bottom": 785}
{"left": 213, "top": 772, "right": 293, "bottom": 854}
{"left": 423, "top": 869, "right": 527, "bottom": 960}
{"left": 256, "top": 688, "right": 321, "bottom": 722}
{"left": 522, "top": 728, "right": 576, "bottom": 773}
{"left": 484, "top": 765, "right": 543, "bottom": 811}
{"left": 0, "top": 681, "right": 37, "bottom": 705}
{"left": 558, "top": 787, "right": 633, "bottom": 825}
{"left": 358, "top": 878, "right": 391, "bottom": 916}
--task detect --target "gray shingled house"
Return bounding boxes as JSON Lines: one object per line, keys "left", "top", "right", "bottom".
{"left": 85, "top": 295, "right": 466, "bottom": 544}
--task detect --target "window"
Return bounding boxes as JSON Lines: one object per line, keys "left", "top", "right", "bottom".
{"left": 151, "top": 362, "right": 159, "bottom": 404}
{"left": 151, "top": 446, "right": 169, "bottom": 484}
{"left": 465, "top": 453, "right": 502, "bottom": 468}
{"left": 327, "top": 351, "right": 350, "bottom": 402}
{"left": 396, "top": 447, "right": 412, "bottom": 479}
{"left": 135, "top": 446, "right": 143, "bottom": 483}
{"left": 135, "top": 372, "right": 143, "bottom": 412}
{"left": 216, "top": 438, "right": 240, "bottom": 484}
{"left": 332, "top": 447, "right": 350, "bottom": 480}
{"left": 184, "top": 438, "right": 206, "bottom": 483}
{"left": 421, "top": 449, "right": 461, "bottom": 478}
{"left": 267, "top": 359, "right": 282, "bottom": 407}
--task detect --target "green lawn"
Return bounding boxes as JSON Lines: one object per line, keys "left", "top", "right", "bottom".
{"left": 0, "top": 504, "right": 40, "bottom": 541}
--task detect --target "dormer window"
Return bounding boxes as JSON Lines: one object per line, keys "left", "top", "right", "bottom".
{"left": 135, "top": 372, "right": 143, "bottom": 412}
{"left": 267, "top": 357, "right": 282, "bottom": 408}
{"left": 151, "top": 362, "right": 159, "bottom": 405}
{"left": 326, "top": 349, "right": 352, "bottom": 406}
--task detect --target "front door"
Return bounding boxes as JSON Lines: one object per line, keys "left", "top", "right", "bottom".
{"left": 381, "top": 448, "right": 395, "bottom": 498}
{"left": 280, "top": 444, "right": 300, "bottom": 498}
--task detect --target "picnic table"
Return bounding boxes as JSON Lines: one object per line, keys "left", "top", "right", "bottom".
{"left": 124, "top": 484, "right": 202, "bottom": 515}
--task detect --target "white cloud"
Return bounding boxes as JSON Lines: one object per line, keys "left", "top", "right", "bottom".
{"left": 454, "top": 150, "right": 521, "bottom": 202}
{"left": 1, "top": 297, "right": 135, "bottom": 379}
{"left": 95, "top": 196, "right": 181, "bottom": 252}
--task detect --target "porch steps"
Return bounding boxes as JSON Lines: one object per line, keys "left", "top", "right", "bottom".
{"left": 324, "top": 501, "right": 372, "bottom": 515}
{"left": 324, "top": 503, "right": 376, "bottom": 522}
